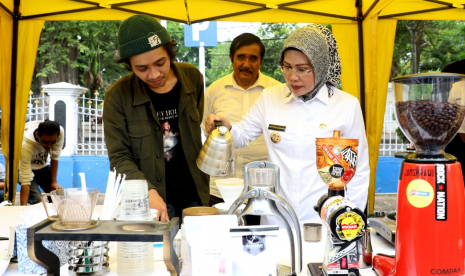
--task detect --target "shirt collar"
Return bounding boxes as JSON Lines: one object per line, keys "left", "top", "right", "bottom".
{"left": 283, "top": 84, "right": 330, "bottom": 105}
{"left": 225, "top": 71, "right": 266, "bottom": 91}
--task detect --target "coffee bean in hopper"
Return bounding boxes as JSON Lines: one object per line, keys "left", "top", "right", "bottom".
{"left": 395, "top": 100, "right": 464, "bottom": 151}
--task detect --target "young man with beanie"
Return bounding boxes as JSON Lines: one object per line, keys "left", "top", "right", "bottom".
{"left": 103, "top": 15, "right": 209, "bottom": 222}
{"left": 201, "top": 33, "right": 280, "bottom": 219}
{"left": 19, "top": 120, "right": 64, "bottom": 205}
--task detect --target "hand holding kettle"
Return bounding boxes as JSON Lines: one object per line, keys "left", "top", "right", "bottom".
{"left": 204, "top": 114, "right": 232, "bottom": 134}
{"left": 197, "top": 115, "right": 235, "bottom": 177}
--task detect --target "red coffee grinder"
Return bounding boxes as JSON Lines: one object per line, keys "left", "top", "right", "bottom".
{"left": 373, "top": 73, "right": 465, "bottom": 276}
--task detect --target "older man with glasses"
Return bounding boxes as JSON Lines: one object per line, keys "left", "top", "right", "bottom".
{"left": 19, "top": 120, "right": 64, "bottom": 205}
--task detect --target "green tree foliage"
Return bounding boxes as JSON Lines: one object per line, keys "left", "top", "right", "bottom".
{"left": 205, "top": 42, "right": 232, "bottom": 86}
{"left": 34, "top": 21, "right": 125, "bottom": 98}
{"left": 391, "top": 20, "right": 465, "bottom": 78}
{"left": 166, "top": 21, "right": 200, "bottom": 67}
{"left": 34, "top": 21, "right": 300, "bottom": 93}
{"left": 35, "top": 21, "right": 81, "bottom": 78}
{"left": 391, "top": 20, "right": 465, "bottom": 143}
{"left": 257, "top": 23, "right": 298, "bottom": 83}
{"left": 419, "top": 21, "right": 465, "bottom": 72}
{"left": 204, "top": 22, "right": 298, "bottom": 86}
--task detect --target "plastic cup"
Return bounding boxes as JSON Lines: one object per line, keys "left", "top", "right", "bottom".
{"left": 118, "top": 180, "right": 153, "bottom": 221}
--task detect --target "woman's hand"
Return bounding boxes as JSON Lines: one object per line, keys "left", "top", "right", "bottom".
{"left": 204, "top": 114, "right": 232, "bottom": 134}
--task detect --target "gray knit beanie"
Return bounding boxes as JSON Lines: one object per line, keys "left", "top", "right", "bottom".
{"left": 117, "top": 15, "right": 171, "bottom": 60}
{"left": 280, "top": 24, "right": 341, "bottom": 101}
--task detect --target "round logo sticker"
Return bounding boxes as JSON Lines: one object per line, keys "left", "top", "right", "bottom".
{"left": 329, "top": 164, "right": 345, "bottom": 179}
{"left": 270, "top": 132, "right": 281, "bottom": 144}
{"left": 406, "top": 179, "right": 434, "bottom": 208}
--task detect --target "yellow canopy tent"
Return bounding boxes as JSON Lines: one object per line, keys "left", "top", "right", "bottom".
{"left": 1, "top": 0, "right": 464, "bottom": 211}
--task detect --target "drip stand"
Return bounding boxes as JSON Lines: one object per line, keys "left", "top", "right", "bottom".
{"left": 27, "top": 218, "right": 180, "bottom": 276}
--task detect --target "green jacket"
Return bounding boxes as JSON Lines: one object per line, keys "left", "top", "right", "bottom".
{"left": 103, "top": 62, "right": 209, "bottom": 206}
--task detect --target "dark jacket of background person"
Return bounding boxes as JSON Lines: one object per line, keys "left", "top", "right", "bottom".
{"left": 103, "top": 62, "right": 210, "bottom": 206}
{"left": 442, "top": 59, "right": 465, "bottom": 176}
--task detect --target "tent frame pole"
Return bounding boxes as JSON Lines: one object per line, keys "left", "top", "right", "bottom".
{"left": 357, "top": 0, "right": 366, "bottom": 122}
{"left": 8, "top": 0, "right": 20, "bottom": 202}
{"left": 363, "top": 0, "right": 379, "bottom": 19}
{"left": 0, "top": 1, "right": 13, "bottom": 16}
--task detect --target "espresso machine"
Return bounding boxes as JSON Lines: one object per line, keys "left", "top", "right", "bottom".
{"left": 310, "top": 131, "right": 369, "bottom": 276}
{"left": 228, "top": 161, "right": 302, "bottom": 276}
{"left": 373, "top": 73, "right": 465, "bottom": 276}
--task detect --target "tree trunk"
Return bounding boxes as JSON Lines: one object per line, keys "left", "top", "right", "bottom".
{"left": 409, "top": 21, "right": 425, "bottom": 74}
{"left": 32, "top": 36, "right": 78, "bottom": 98}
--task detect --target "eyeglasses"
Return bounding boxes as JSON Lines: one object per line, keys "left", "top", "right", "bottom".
{"left": 279, "top": 65, "right": 314, "bottom": 77}
{"left": 39, "top": 139, "right": 57, "bottom": 146}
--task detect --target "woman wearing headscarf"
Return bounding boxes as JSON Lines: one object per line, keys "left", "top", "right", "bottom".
{"left": 205, "top": 24, "right": 370, "bottom": 226}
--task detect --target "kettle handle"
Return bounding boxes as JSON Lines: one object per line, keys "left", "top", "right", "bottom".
{"left": 222, "top": 159, "right": 233, "bottom": 175}
{"left": 214, "top": 120, "right": 223, "bottom": 128}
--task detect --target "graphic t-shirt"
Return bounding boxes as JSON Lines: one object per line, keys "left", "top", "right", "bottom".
{"left": 148, "top": 81, "right": 199, "bottom": 205}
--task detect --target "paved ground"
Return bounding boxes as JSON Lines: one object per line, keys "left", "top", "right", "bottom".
{"left": 373, "top": 193, "right": 397, "bottom": 214}
{"left": 11, "top": 193, "right": 398, "bottom": 214}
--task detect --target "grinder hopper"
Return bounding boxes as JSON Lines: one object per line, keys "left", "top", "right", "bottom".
{"left": 393, "top": 73, "right": 465, "bottom": 160}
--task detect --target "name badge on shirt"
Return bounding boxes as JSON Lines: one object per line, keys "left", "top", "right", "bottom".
{"left": 268, "top": 124, "right": 286, "bottom": 132}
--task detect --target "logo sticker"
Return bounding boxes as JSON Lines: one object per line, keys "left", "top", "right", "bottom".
{"left": 335, "top": 211, "right": 365, "bottom": 242}
{"left": 242, "top": 235, "right": 266, "bottom": 256}
{"left": 435, "top": 164, "right": 447, "bottom": 221}
{"left": 406, "top": 179, "right": 434, "bottom": 208}
{"left": 329, "top": 164, "right": 345, "bottom": 178}
{"left": 148, "top": 34, "right": 161, "bottom": 47}
{"left": 409, "top": 190, "right": 430, "bottom": 197}
{"left": 341, "top": 146, "right": 357, "bottom": 168}
{"left": 332, "top": 145, "right": 342, "bottom": 155}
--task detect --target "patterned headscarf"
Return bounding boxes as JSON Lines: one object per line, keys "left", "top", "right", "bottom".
{"left": 279, "top": 24, "right": 342, "bottom": 102}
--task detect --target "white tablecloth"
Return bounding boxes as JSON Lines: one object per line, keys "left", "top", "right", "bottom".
{"left": 0, "top": 205, "right": 395, "bottom": 276}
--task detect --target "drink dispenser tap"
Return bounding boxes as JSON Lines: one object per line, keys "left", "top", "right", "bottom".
{"left": 227, "top": 161, "right": 302, "bottom": 275}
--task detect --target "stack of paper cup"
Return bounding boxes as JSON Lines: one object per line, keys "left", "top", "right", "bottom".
{"left": 117, "top": 180, "right": 154, "bottom": 276}
{"left": 117, "top": 242, "right": 153, "bottom": 276}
